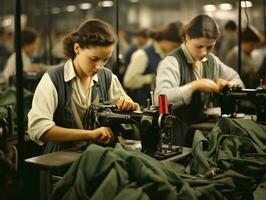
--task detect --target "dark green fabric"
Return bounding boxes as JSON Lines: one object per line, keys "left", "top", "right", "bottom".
{"left": 52, "top": 144, "right": 181, "bottom": 200}
{"left": 190, "top": 118, "right": 266, "bottom": 178}
{"left": 0, "top": 86, "right": 32, "bottom": 118}
{"left": 52, "top": 117, "right": 266, "bottom": 200}
{"left": 52, "top": 118, "right": 266, "bottom": 200}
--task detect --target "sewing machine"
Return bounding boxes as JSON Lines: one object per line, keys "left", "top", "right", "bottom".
{"left": 218, "top": 86, "right": 266, "bottom": 124}
{"left": 84, "top": 104, "right": 182, "bottom": 160}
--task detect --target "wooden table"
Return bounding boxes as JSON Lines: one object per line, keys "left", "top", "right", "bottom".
{"left": 25, "top": 151, "right": 81, "bottom": 200}
{"left": 25, "top": 151, "right": 81, "bottom": 170}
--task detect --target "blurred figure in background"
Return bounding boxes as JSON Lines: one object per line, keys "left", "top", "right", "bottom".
{"left": 3, "top": 28, "right": 40, "bottom": 83}
{"left": 251, "top": 30, "right": 266, "bottom": 74}
{"left": 118, "top": 29, "right": 129, "bottom": 56}
{"left": 120, "top": 28, "right": 150, "bottom": 94}
{"left": 257, "top": 55, "right": 266, "bottom": 83}
{"left": 109, "top": 29, "right": 129, "bottom": 81}
{"left": 123, "top": 21, "right": 183, "bottom": 107}
{"left": 225, "top": 25, "right": 261, "bottom": 88}
{"left": 218, "top": 20, "right": 238, "bottom": 61}
{"left": 124, "top": 28, "right": 150, "bottom": 68}
{"left": 51, "top": 31, "right": 66, "bottom": 63}
{"left": 0, "top": 28, "right": 12, "bottom": 72}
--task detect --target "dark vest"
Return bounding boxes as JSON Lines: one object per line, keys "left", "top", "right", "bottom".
{"left": 134, "top": 44, "right": 161, "bottom": 106}
{"left": 44, "top": 64, "right": 112, "bottom": 153}
{"left": 169, "top": 47, "right": 215, "bottom": 124}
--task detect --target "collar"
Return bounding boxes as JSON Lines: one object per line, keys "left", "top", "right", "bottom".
{"left": 181, "top": 43, "right": 208, "bottom": 64}
{"left": 64, "top": 59, "right": 98, "bottom": 84}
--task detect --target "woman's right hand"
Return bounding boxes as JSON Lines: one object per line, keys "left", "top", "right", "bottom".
{"left": 91, "top": 127, "right": 115, "bottom": 144}
{"left": 191, "top": 79, "right": 219, "bottom": 93}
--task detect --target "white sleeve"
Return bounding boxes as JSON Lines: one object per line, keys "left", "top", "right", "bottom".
{"left": 108, "top": 74, "right": 132, "bottom": 104}
{"left": 213, "top": 55, "right": 245, "bottom": 88}
{"left": 3, "top": 54, "right": 16, "bottom": 81}
{"left": 123, "top": 49, "right": 153, "bottom": 89}
{"left": 27, "top": 73, "right": 58, "bottom": 145}
{"left": 154, "top": 56, "right": 194, "bottom": 107}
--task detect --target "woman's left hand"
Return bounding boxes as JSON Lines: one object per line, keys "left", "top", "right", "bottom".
{"left": 217, "top": 79, "right": 240, "bottom": 91}
{"left": 116, "top": 97, "right": 140, "bottom": 111}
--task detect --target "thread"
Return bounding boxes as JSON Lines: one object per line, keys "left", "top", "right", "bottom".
{"left": 158, "top": 94, "right": 169, "bottom": 114}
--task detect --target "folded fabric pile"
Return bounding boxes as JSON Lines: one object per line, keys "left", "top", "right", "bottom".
{"left": 53, "top": 118, "right": 266, "bottom": 200}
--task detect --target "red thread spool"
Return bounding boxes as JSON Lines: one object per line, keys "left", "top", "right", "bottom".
{"left": 158, "top": 94, "right": 169, "bottom": 114}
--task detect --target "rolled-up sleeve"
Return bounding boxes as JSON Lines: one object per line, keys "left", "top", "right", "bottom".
{"left": 27, "top": 73, "right": 58, "bottom": 145}
{"left": 154, "top": 56, "right": 194, "bottom": 107}
{"left": 108, "top": 74, "right": 132, "bottom": 104}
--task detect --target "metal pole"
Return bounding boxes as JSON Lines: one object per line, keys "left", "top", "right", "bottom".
{"left": 46, "top": 0, "right": 53, "bottom": 64}
{"left": 238, "top": 0, "right": 242, "bottom": 76}
{"left": 115, "top": 0, "right": 120, "bottom": 77}
{"left": 14, "top": 0, "right": 25, "bottom": 174}
{"left": 264, "top": 0, "right": 266, "bottom": 45}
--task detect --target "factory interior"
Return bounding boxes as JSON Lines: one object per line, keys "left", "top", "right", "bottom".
{"left": 0, "top": 0, "right": 266, "bottom": 199}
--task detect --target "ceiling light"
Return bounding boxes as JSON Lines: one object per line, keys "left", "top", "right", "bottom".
{"left": 219, "top": 3, "right": 233, "bottom": 11}
{"left": 79, "top": 3, "right": 92, "bottom": 10}
{"left": 99, "top": 1, "right": 114, "bottom": 8}
{"left": 203, "top": 4, "right": 216, "bottom": 12}
{"left": 66, "top": 5, "right": 76, "bottom": 12}
{"left": 241, "top": 1, "right": 253, "bottom": 8}
{"left": 129, "top": 0, "right": 139, "bottom": 3}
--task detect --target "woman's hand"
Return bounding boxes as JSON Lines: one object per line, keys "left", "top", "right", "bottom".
{"left": 91, "top": 127, "right": 115, "bottom": 144}
{"left": 116, "top": 97, "right": 140, "bottom": 111}
{"left": 191, "top": 79, "right": 219, "bottom": 93}
{"left": 217, "top": 79, "right": 239, "bottom": 91}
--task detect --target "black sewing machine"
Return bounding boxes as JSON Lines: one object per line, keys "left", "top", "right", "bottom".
{"left": 218, "top": 86, "right": 266, "bottom": 124}
{"left": 84, "top": 104, "right": 182, "bottom": 160}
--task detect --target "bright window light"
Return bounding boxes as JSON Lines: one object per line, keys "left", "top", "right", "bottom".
{"left": 203, "top": 4, "right": 217, "bottom": 12}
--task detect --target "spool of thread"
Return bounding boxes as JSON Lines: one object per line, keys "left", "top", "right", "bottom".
{"left": 158, "top": 94, "right": 169, "bottom": 114}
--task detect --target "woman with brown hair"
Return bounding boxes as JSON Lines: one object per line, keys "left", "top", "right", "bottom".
{"left": 154, "top": 14, "right": 244, "bottom": 146}
{"left": 28, "top": 19, "right": 139, "bottom": 152}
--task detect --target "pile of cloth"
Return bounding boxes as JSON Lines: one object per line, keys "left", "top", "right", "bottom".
{"left": 53, "top": 118, "right": 266, "bottom": 200}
